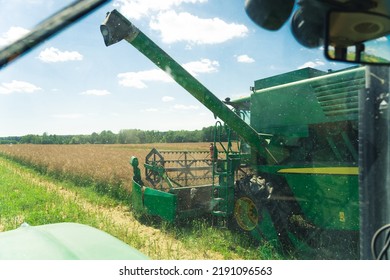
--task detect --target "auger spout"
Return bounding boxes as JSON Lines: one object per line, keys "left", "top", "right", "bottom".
{"left": 100, "top": 9, "right": 276, "bottom": 163}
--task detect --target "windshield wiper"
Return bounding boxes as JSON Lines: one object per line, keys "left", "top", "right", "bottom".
{"left": 0, "top": 0, "right": 111, "bottom": 70}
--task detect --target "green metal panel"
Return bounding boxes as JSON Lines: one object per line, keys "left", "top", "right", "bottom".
{"left": 250, "top": 208, "right": 278, "bottom": 243}
{"left": 132, "top": 179, "right": 178, "bottom": 222}
{"left": 258, "top": 165, "right": 359, "bottom": 230}
{"left": 144, "top": 188, "right": 177, "bottom": 222}
{"left": 251, "top": 67, "right": 365, "bottom": 135}
{"left": 254, "top": 67, "right": 327, "bottom": 90}
{"left": 285, "top": 172, "right": 359, "bottom": 230}
{"left": 0, "top": 223, "right": 149, "bottom": 260}
{"left": 131, "top": 179, "right": 145, "bottom": 214}
{"left": 251, "top": 82, "right": 324, "bottom": 135}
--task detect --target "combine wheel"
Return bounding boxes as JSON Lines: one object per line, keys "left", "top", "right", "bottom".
{"left": 232, "top": 175, "right": 270, "bottom": 233}
{"left": 234, "top": 195, "right": 260, "bottom": 231}
{"left": 232, "top": 175, "right": 293, "bottom": 251}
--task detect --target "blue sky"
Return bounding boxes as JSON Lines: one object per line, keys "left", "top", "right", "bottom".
{"left": 0, "top": 0, "right": 348, "bottom": 137}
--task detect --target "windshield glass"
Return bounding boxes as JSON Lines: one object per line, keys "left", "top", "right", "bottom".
{"left": 0, "top": 0, "right": 389, "bottom": 263}
{"left": 0, "top": 0, "right": 351, "bottom": 137}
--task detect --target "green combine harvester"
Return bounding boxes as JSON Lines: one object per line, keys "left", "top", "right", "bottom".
{"left": 101, "top": 10, "right": 364, "bottom": 258}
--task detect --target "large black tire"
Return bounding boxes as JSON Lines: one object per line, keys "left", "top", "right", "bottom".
{"left": 233, "top": 193, "right": 260, "bottom": 232}
{"left": 231, "top": 175, "right": 294, "bottom": 252}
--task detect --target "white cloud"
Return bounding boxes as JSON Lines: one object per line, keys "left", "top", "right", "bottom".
{"left": 377, "top": 36, "right": 388, "bottom": 42}
{"left": 236, "top": 54, "right": 255, "bottom": 63}
{"left": 144, "top": 108, "right": 158, "bottom": 112}
{"left": 118, "top": 59, "right": 218, "bottom": 88}
{"left": 183, "top": 59, "right": 219, "bottom": 76}
{"left": 173, "top": 104, "right": 199, "bottom": 110}
{"left": 118, "top": 69, "right": 174, "bottom": 89}
{"left": 0, "top": 26, "right": 30, "bottom": 46}
{"left": 162, "top": 96, "right": 175, "bottom": 102}
{"left": 114, "top": 0, "right": 207, "bottom": 20}
{"left": 38, "top": 47, "right": 83, "bottom": 63}
{"left": 150, "top": 10, "right": 248, "bottom": 45}
{"left": 0, "top": 80, "right": 41, "bottom": 94}
{"left": 298, "top": 59, "right": 325, "bottom": 69}
{"left": 81, "top": 89, "right": 111, "bottom": 96}
{"left": 52, "top": 113, "right": 83, "bottom": 119}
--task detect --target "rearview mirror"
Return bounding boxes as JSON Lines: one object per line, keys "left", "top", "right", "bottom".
{"left": 325, "top": 11, "right": 390, "bottom": 65}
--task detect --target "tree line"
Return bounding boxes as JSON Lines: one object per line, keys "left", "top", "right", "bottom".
{"left": 0, "top": 126, "right": 231, "bottom": 145}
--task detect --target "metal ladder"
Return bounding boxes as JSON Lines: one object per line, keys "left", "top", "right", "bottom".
{"left": 211, "top": 121, "right": 240, "bottom": 228}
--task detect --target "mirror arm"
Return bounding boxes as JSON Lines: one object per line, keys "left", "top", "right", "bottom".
{"left": 355, "top": 43, "right": 365, "bottom": 62}
{"left": 334, "top": 46, "right": 347, "bottom": 60}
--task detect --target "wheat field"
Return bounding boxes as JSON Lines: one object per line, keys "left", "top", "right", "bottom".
{"left": 0, "top": 143, "right": 212, "bottom": 194}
